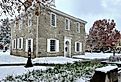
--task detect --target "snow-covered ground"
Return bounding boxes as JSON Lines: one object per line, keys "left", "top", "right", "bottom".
{"left": 0, "top": 66, "right": 48, "bottom": 80}
{"left": 0, "top": 50, "right": 121, "bottom": 81}
{"left": 73, "top": 52, "right": 121, "bottom": 60}
{"left": 0, "top": 50, "right": 27, "bottom": 64}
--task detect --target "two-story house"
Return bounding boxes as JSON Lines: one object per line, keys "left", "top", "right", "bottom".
{"left": 10, "top": 5, "right": 87, "bottom": 58}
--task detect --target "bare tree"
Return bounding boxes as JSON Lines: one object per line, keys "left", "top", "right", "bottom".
{"left": 0, "top": 0, "right": 55, "bottom": 16}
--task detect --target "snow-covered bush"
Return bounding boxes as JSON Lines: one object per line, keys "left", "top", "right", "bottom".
{"left": 1, "top": 61, "right": 106, "bottom": 82}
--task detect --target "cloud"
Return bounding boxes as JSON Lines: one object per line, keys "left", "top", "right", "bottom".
{"left": 55, "top": 0, "right": 121, "bottom": 33}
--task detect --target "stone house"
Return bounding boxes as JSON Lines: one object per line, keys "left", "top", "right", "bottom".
{"left": 10, "top": 6, "right": 87, "bottom": 58}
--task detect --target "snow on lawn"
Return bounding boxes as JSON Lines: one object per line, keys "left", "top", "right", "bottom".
{"left": 33, "top": 57, "right": 82, "bottom": 64}
{"left": 0, "top": 50, "right": 27, "bottom": 64}
{"left": 0, "top": 51, "right": 82, "bottom": 64}
{"left": 0, "top": 66, "right": 49, "bottom": 80}
{"left": 73, "top": 52, "right": 121, "bottom": 60}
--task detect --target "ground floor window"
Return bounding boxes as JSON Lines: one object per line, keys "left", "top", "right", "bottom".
{"left": 47, "top": 39, "right": 59, "bottom": 52}
{"left": 17, "top": 37, "right": 23, "bottom": 49}
{"left": 75, "top": 42, "right": 82, "bottom": 52}
{"left": 50, "top": 40, "right": 56, "bottom": 51}
{"left": 25, "top": 38, "right": 33, "bottom": 52}
{"left": 12, "top": 39, "right": 16, "bottom": 49}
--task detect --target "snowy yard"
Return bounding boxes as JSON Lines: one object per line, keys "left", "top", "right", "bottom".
{"left": 73, "top": 52, "right": 121, "bottom": 60}
{"left": 0, "top": 50, "right": 121, "bottom": 81}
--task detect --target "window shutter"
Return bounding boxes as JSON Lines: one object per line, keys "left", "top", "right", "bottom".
{"left": 31, "top": 39, "right": 33, "bottom": 52}
{"left": 80, "top": 43, "right": 82, "bottom": 52}
{"left": 25, "top": 39, "right": 28, "bottom": 52}
{"left": 47, "top": 39, "right": 50, "bottom": 52}
{"left": 21, "top": 38, "right": 23, "bottom": 49}
{"left": 75, "top": 42, "right": 77, "bottom": 52}
{"left": 56, "top": 40, "right": 59, "bottom": 52}
{"left": 17, "top": 38, "right": 19, "bottom": 49}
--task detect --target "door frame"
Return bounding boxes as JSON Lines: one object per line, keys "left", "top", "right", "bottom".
{"left": 64, "top": 37, "right": 71, "bottom": 57}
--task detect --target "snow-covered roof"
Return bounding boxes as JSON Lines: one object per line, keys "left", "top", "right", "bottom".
{"left": 95, "top": 66, "right": 118, "bottom": 73}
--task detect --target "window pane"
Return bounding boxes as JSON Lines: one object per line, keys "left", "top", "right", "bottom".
{"left": 51, "top": 14, "right": 55, "bottom": 26}
{"left": 77, "top": 43, "right": 80, "bottom": 51}
{"left": 28, "top": 40, "right": 31, "bottom": 48}
{"left": 14, "top": 40, "right": 16, "bottom": 48}
{"left": 50, "top": 40, "right": 56, "bottom": 51}
{"left": 19, "top": 39, "right": 21, "bottom": 48}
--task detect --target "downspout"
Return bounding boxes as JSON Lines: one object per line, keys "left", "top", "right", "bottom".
{"left": 36, "top": 16, "right": 39, "bottom": 57}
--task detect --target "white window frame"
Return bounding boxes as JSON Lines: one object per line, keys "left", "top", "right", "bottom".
{"left": 47, "top": 38, "right": 59, "bottom": 52}
{"left": 12, "top": 39, "right": 16, "bottom": 49}
{"left": 77, "top": 22, "right": 80, "bottom": 33}
{"left": 65, "top": 18, "right": 70, "bottom": 30}
{"left": 75, "top": 42, "right": 82, "bottom": 52}
{"left": 25, "top": 38, "right": 33, "bottom": 52}
{"left": 50, "top": 12, "right": 56, "bottom": 27}
{"left": 17, "top": 37, "right": 23, "bottom": 49}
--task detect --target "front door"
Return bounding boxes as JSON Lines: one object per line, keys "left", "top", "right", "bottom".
{"left": 64, "top": 37, "right": 71, "bottom": 57}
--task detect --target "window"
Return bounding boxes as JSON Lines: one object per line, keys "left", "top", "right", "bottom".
{"left": 28, "top": 13, "right": 32, "bottom": 27}
{"left": 25, "top": 38, "right": 33, "bottom": 52}
{"left": 65, "top": 18, "right": 70, "bottom": 30}
{"left": 77, "top": 22, "right": 80, "bottom": 33}
{"left": 28, "top": 40, "right": 31, "bottom": 49}
{"left": 12, "top": 39, "right": 16, "bottom": 49}
{"left": 76, "top": 43, "right": 80, "bottom": 52}
{"left": 50, "top": 13, "right": 56, "bottom": 27}
{"left": 47, "top": 39, "right": 59, "bottom": 52}
{"left": 19, "top": 38, "right": 21, "bottom": 49}
{"left": 75, "top": 42, "right": 82, "bottom": 52}
{"left": 19, "top": 20, "right": 23, "bottom": 30}
{"left": 17, "top": 37, "right": 23, "bottom": 49}
{"left": 50, "top": 40, "right": 56, "bottom": 51}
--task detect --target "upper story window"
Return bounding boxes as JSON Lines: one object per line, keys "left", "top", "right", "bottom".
{"left": 19, "top": 20, "right": 23, "bottom": 30}
{"left": 77, "top": 22, "right": 80, "bottom": 33}
{"left": 65, "top": 18, "right": 70, "bottom": 30}
{"left": 50, "top": 13, "right": 56, "bottom": 27}
{"left": 28, "top": 13, "right": 33, "bottom": 27}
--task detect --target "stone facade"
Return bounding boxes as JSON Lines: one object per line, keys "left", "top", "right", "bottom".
{"left": 10, "top": 6, "right": 87, "bottom": 58}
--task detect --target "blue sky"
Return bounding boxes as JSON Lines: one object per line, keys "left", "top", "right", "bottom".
{"left": 55, "top": 0, "right": 121, "bottom": 34}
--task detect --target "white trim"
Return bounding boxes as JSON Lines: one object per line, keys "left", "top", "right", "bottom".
{"left": 56, "top": 40, "right": 59, "bottom": 52}
{"left": 65, "top": 18, "right": 70, "bottom": 30}
{"left": 12, "top": 40, "right": 14, "bottom": 49}
{"left": 64, "top": 37, "right": 71, "bottom": 57}
{"left": 47, "top": 39, "right": 50, "bottom": 52}
{"left": 50, "top": 12, "right": 56, "bottom": 27}
{"left": 13, "top": 39, "right": 16, "bottom": 49}
{"left": 21, "top": 37, "right": 23, "bottom": 49}
{"left": 36, "top": 16, "right": 39, "bottom": 56}
{"left": 25, "top": 38, "right": 33, "bottom": 52}
{"left": 75, "top": 42, "right": 82, "bottom": 52}
{"left": 17, "top": 38, "right": 19, "bottom": 49}
{"left": 47, "top": 38, "right": 59, "bottom": 52}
